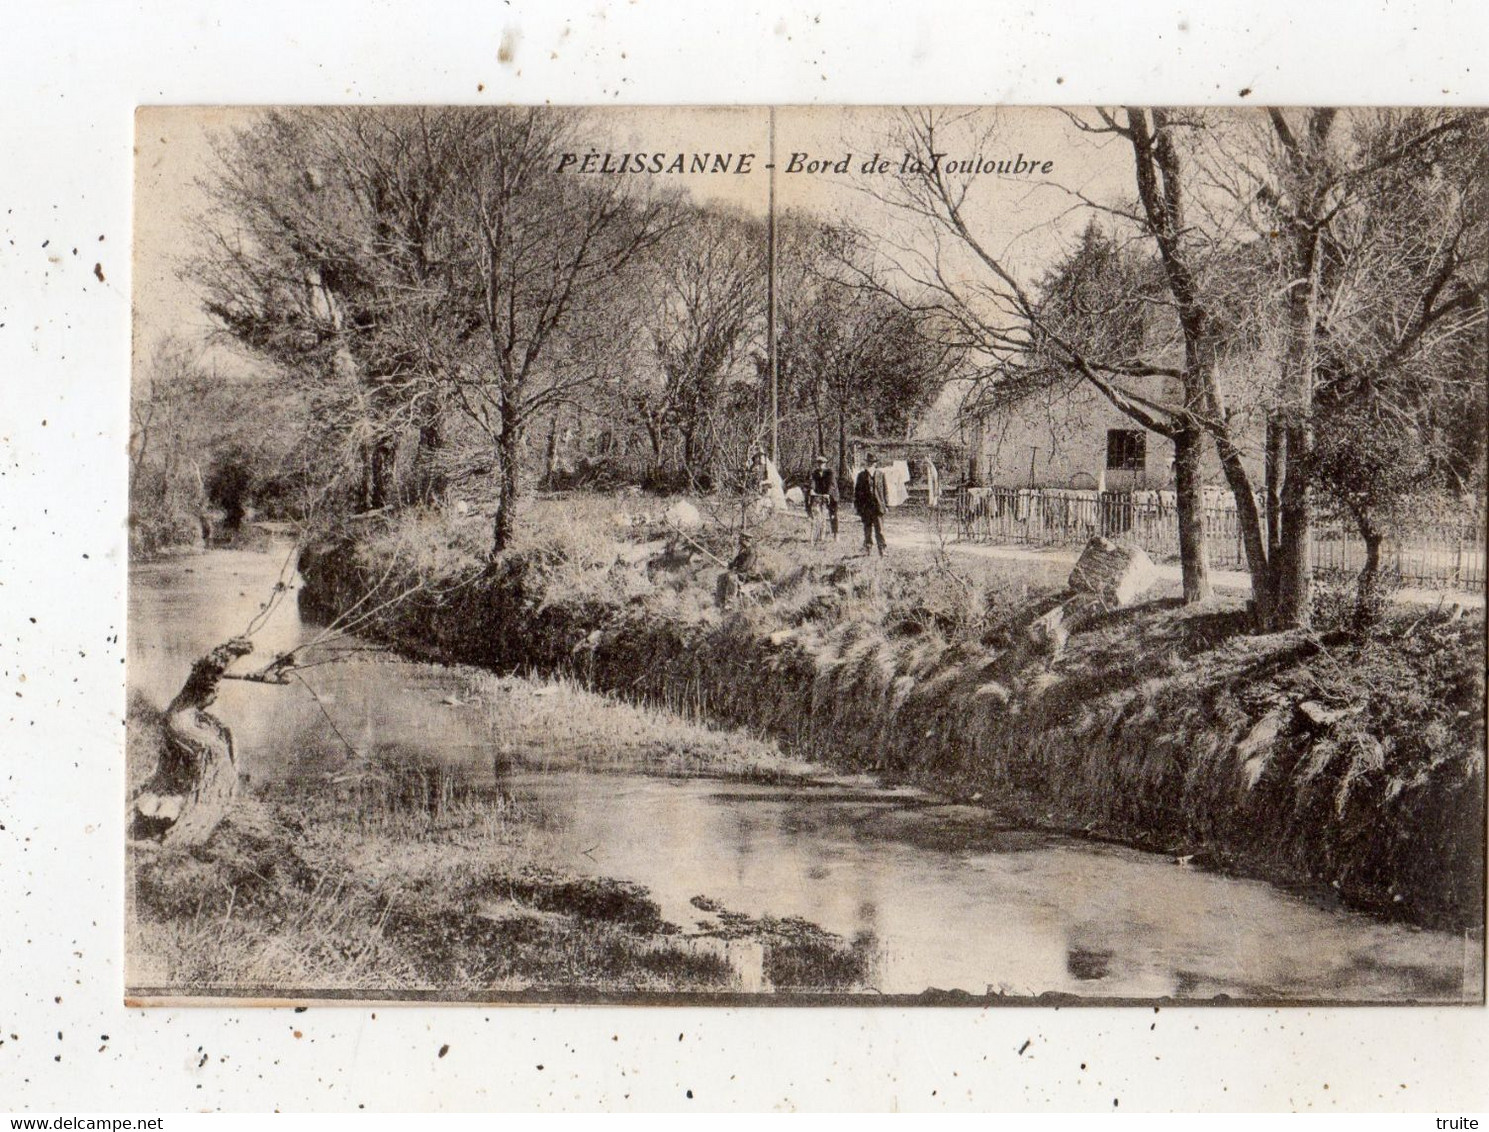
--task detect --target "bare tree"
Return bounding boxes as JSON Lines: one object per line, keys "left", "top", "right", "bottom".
{"left": 859, "top": 108, "right": 1239, "bottom": 605}
{"left": 435, "top": 109, "right": 687, "bottom": 553}
{"left": 864, "top": 106, "right": 1487, "bottom": 627}
{"left": 194, "top": 108, "right": 685, "bottom": 548}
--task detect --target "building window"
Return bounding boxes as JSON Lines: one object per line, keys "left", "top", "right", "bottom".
{"left": 1106, "top": 429, "right": 1146, "bottom": 471}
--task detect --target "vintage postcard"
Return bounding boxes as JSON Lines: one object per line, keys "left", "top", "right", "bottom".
{"left": 126, "top": 105, "right": 1486, "bottom": 1005}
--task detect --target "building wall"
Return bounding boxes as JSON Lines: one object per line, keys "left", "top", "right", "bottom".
{"left": 973, "top": 371, "right": 1267, "bottom": 491}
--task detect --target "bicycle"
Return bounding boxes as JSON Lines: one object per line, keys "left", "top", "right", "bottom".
{"left": 807, "top": 492, "right": 835, "bottom": 546}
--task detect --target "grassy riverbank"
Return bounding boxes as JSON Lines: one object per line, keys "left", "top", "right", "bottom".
{"left": 126, "top": 676, "right": 870, "bottom": 998}
{"left": 297, "top": 493, "right": 1486, "bottom": 933}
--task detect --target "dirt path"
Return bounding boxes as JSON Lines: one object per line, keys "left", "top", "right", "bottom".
{"left": 882, "top": 519, "right": 1486, "bottom": 609}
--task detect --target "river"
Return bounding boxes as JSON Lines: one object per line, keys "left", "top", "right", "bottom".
{"left": 128, "top": 546, "right": 1483, "bottom": 1001}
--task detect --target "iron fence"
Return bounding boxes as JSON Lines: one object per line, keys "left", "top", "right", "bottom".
{"left": 954, "top": 486, "right": 1485, "bottom": 590}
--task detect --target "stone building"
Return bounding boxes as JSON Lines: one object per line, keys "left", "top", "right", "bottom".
{"left": 961, "top": 365, "right": 1269, "bottom": 493}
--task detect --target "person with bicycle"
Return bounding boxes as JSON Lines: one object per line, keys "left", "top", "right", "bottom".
{"left": 807, "top": 454, "right": 838, "bottom": 543}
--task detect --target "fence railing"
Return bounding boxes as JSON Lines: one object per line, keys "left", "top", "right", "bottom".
{"left": 954, "top": 487, "right": 1485, "bottom": 590}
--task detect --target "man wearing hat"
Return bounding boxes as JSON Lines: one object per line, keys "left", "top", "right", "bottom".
{"left": 807, "top": 454, "right": 838, "bottom": 542}
{"left": 853, "top": 449, "right": 890, "bottom": 556}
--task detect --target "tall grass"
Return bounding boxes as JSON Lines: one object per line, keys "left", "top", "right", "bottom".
{"left": 125, "top": 647, "right": 844, "bottom": 994}
{"left": 308, "top": 491, "right": 1484, "bottom": 930}
{"left": 454, "top": 671, "right": 818, "bottom": 780}
{"left": 126, "top": 774, "right": 748, "bottom": 994}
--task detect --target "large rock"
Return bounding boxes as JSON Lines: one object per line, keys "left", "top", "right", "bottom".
{"left": 1068, "top": 537, "right": 1159, "bottom": 607}
{"left": 663, "top": 498, "right": 703, "bottom": 530}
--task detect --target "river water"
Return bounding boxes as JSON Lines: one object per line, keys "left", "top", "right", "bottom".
{"left": 129, "top": 547, "right": 1483, "bottom": 1001}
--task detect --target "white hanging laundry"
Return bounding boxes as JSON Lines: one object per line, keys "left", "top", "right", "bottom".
{"left": 762, "top": 457, "right": 789, "bottom": 511}
{"left": 885, "top": 460, "right": 911, "bottom": 507}
{"left": 925, "top": 460, "right": 940, "bottom": 508}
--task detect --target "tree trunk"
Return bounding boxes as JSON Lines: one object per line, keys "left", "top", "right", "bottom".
{"left": 413, "top": 397, "right": 446, "bottom": 505}
{"left": 1213, "top": 432, "right": 1275, "bottom": 628}
{"left": 1127, "top": 109, "right": 1217, "bottom": 610}
{"left": 1273, "top": 227, "right": 1323, "bottom": 630}
{"left": 836, "top": 404, "right": 849, "bottom": 489}
{"left": 1353, "top": 527, "right": 1386, "bottom": 633}
{"left": 1172, "top": 425, "right": 1212, "bottom": 603}
{"left": 542, "top": 417, "right": 560, "bottom": 490}
{"left": 360, "top": 435, "right": 398, "bottom": 511}
{"left": 646, "top": 417, "right": 665, "bottom": 471}
{"left": 966, "top": 412, "right": 984, "bottom": 487}
{"left": 130, "top": 637, "right": 254, "bottom": 846}
{"left": 371, "top": 435, "right": 397, "bottom": 511}
{"left": 491, "top": 412, "right": 523, "bottom": 556}
{"left": 1274, "top": 422, "right": 1314, "bottom": 628}
{"left": 1347, "top": 501, "right": 1387, "bottom": 633}
{"left": 1265, "top": 415, "right": 1284, "bottom": 563}
{"left": 1267, "top": 107, "right": 1335, "bottom": 631}
{"left": 813, "top": 397, "right": 827, "bottom": 465}
{"left": 359, "top": 440, "right": 375, "bottom": 510}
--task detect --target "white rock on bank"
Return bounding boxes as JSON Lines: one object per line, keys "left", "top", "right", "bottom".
{"left": 1068, "top": 537, "right": 1160, "bottom": 607}
{"left": 664, "top": 499, "right": 703, "bottom": 529}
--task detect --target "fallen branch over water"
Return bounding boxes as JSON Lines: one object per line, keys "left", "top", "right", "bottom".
{"left": 130, "top": 636, "right": 254, "bottom": 846}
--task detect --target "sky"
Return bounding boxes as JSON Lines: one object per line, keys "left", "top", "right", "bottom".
{"left": 131, "top": 104, "right": 1141, "bottom": 369}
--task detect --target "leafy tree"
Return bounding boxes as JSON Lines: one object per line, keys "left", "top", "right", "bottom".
{"left": 1304, "top": 110, "right": 1489, "bottom": 625}
{"left": 194, "top": 108, "right": 475, "bottom": 512}
{"left": 635, "top": 207, "right": 765, "bottom": 482}
{"left": 782, "top": 275, "right": 949, "bottom": 483}
{"left": 194, "top": 108, "right": 685, "bottom": 552}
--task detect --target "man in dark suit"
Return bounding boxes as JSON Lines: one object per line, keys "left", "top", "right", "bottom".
{"left": 853, "top": 450, "right": 889, "bottom": 556}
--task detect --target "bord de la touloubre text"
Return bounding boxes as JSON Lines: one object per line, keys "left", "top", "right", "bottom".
{"left": 553, "top": 150, "right": 1056, "bottom": 178}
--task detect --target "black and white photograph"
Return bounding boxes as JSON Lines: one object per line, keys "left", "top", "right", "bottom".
{"left": 125, "top": 104, "right": 1486, "bottom": 1005}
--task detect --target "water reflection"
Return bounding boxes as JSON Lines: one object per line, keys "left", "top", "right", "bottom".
{"left": 129, "top": 549, "right": 1484, "bottom": 1001}
{"left": 363, "top": 754, "right": 1482, "bottom": 1000}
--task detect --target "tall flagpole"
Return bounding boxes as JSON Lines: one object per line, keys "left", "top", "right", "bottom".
{"left": 767, "top": 105, "right": 779, "bottom": 465}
